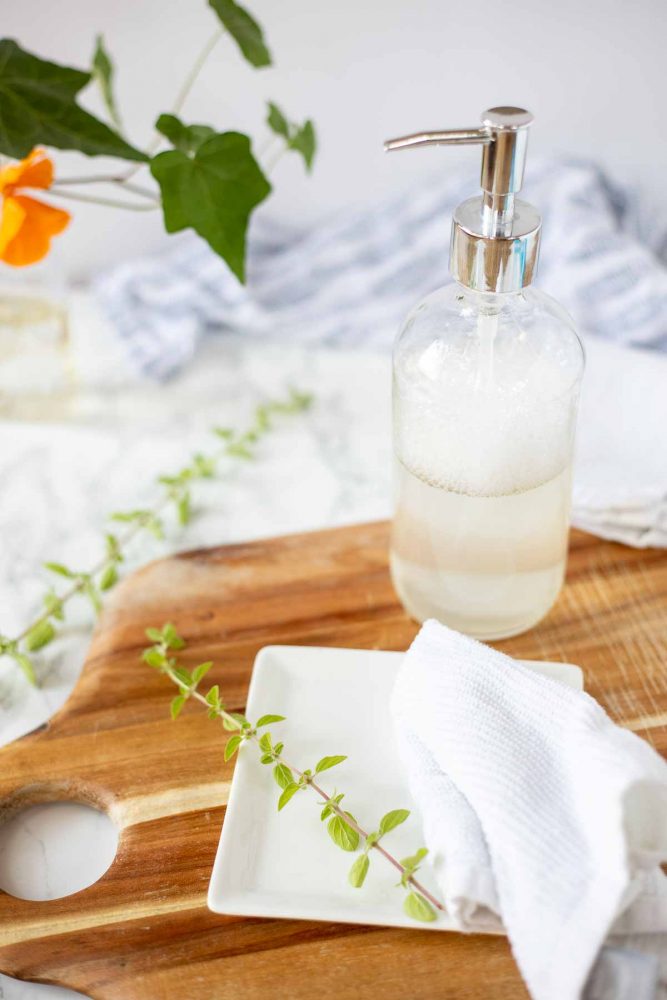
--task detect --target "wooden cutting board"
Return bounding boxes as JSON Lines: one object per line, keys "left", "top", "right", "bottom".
{"left": 0, "top": 521, "right": 666, "bottom": 999}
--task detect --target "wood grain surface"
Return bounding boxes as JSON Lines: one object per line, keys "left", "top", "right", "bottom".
{"left": 0, "top": 521, "right": 666, "bottom": 999}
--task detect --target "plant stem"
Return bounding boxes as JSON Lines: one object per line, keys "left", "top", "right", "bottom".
{"left": 120, "top": 28, "right": 224, "bottom": 183}
{"left": 164, "top": 663, "right": 446, "bottom": 914}
{"left": 47, "top": 189, "right": 160, "bottom": 212}
{"left": 52, "top": 177, "right": 158, "bottom": 201}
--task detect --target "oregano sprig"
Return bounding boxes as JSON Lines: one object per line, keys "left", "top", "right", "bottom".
{"left": 143, "top": 623, "right": 444, "bottom": 923}
{"left": 0, "top": 389, "right": 311, "bottom": 687}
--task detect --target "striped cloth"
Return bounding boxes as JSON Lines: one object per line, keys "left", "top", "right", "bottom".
{"left": 95, "top": 159, "right": 667, "bottom": 379}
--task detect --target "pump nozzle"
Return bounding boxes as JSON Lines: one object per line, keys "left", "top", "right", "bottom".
{"left": 384, "top": 107, "right": 540, "bottom": 293}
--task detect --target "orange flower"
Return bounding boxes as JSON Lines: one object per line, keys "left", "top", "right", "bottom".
{"left": 0, "top": 149, "right": 70, "bottom": 267}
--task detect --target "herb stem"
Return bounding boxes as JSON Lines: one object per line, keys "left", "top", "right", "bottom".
{"left": 47, "top": 189, "right": 159, "bottom": 212}
{"left": 163, "top": 662, "right": 445, "bottom": 914}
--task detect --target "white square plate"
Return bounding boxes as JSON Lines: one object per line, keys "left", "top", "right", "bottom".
{"left": 208, "top": 645, "right": 583, "bottom": 931}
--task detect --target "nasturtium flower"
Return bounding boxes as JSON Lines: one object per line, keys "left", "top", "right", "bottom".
{"left": 0, "top": 149, "right": 70, "bottom": 267}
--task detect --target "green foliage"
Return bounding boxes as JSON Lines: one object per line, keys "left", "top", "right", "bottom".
{"left": 315, "top": 755, "right": 347, "bottom": 774}
{"left": 224, "top": 734, "right": 242, "bottom": 760}
{"left": 403, "top": 891, "right": 436, "bottom": 923}
{"left": 156, "top": 114, "right": 216, "bottom": 155}
{"left": 378, "top": 809, "right": 410, "bottom": 836}
{"left": 266, "top": 102, "right": 317, "bottom": 172}
{"left": 348, "top": 853, "right": 370, "bottom": 888}
{"left": 0, "top": 636, "right": 36, "bottom": 685}
{"left": 256, "top": 714, "right": 286, "bottom": 728}
{"left": 151, "top": 130, "right": 271, "bottom": 282}
{"left": 327, "top": 813, "right": 360, "bottom": 852}
{"left": 398, "top": 847, "right": 429, "bottom": 887}
{"left": 273, "top": 763, "right": 293, "bottom": 789}
{"left": 92, "top": 35, "right": 122, "bottom": 131}
{"left": 278, "top": 782, "right": 300, "bottom": 811}
{"left": 208, "top": 0, "right": 272, "bottom": 67}
{"left": 24, "top": 619, "right": 56, "bottom": 652}
{"left": 0, "top": 40, "right": 145, "bottom": 161}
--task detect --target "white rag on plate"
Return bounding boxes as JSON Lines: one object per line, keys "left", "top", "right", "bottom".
{"left": 391, "top": 619, "right": 667, "bottom": 1000}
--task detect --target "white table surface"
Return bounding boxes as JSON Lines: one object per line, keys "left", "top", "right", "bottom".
{"left": 0, "top": 297, "right": 393, "bottom": 999}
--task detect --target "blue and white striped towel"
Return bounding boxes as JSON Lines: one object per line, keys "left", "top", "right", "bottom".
{"left": 95, "top": 159, "right": 667, "bottom": 380}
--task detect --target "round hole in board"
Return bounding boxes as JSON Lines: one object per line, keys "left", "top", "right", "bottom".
{"left": 0, "top": 801, "right": 118, "bottom": 901}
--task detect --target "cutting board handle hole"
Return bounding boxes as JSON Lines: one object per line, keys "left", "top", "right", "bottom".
{"left": 0, "top": 801, "right": 118, "bottom": 901}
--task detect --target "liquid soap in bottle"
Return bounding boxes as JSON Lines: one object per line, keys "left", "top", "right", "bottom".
{"left": 386, "top": 108, "right": 584, "bottom": 640}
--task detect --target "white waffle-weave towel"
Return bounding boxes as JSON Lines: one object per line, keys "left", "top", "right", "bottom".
{"left": 391, "top": 619, "right": 667, "bottom": 1000}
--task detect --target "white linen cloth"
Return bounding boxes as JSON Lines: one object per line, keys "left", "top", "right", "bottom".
{"left": 391, "top": 619, "right": 667, "bottom": 1000}
{"left": 574, "top": 336, "right": 667, "bottom": 547}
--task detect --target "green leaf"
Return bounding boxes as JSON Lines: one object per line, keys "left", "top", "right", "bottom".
{"left": 277, "top": 782, "right": 300, "bottom": 811}
{"left": 403, "top": 892, "right": 436, "bottom": 923}
{"left": 24, "top": 619, "right": 56, "bottom": 652}
{"left": 44, "top": 561, "right": 75, "bottom": 579}
{"left": 229, "top": 712, "right": 250, "bottom": 728}
{"left": 145, "top": 627, "right": 163, "bottom": 643}
{"left": 315, "top": 755, "right": 347, "bottom": 774}
{"left": 259, "top": 752, "right": 273, "bottom": 764}
{"left": 273, "top": 763, "right": 292, "bottom": 789}
{"left": 43, "top": 589, "right": 65, "bottom": 621}
{"left": 11, "top": 651, "right": 36, "bottom": 685}
{"left": 289, "top": 120, "right": 316, "bottom": 172}
{"left": 348, "top": 853, "right": 370, "bottom": 889}
{"left": 378, "top": 809, "right": 410, "bottom": 837}
{"left": 98, "top": 563, "right": 118, "bottom": 592}
{"left": 256, "top": 714, "right": 285, "bottom": 728}
{"left": 92, "top": 34, "right": 122, "bottom": 131}
{"left": 162, "top": 623, "right": 185, "bottom": 649}
{"left": 258, "top": 732, "right": 272, "bottom": 752}
{"left": 142, "top": 648, "right": 165, "bottom": 669}
{"left": 192, "top": 661, "right": 213, "bottom": 684}
{"left": 208, "top": 0, "right": 272, "bottom": 68}
{"left": 177, "top": 492, "right": 191, "bottom": 526}
{"left": 327, "top": 814, "right": 359, "bottom": 852}
{"left": 401, "top": 847, "right": 428, "bottom": 872}
{"left": 156, "top": 113, "right": 216, "bottom": 155}
{"left": 170, "top": 693, "right": 186, "bottom": 719}
{"left": 224, "top": 734, "right": 242, "bottom": 760}
{"left": 266, "top": 101, "right": 290, "bottom": 140}
{"left": 0, "top": 39, "right": 145, "bottom": 161}
{"left": 205, "top": 684, "right": 220, "bottom": 707}
{"left": 151, "top": 131, "right": 271, "bottom": 283}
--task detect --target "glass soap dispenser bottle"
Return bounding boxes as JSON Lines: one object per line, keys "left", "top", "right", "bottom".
{"left": 385, "top": 107, "right": 584, "bottom": 640}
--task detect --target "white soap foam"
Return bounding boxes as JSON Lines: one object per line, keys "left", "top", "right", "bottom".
{"left": 394, "top": 333, "right": 580, "bottom": 497}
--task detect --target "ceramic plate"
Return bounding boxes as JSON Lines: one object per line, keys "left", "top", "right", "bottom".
{"left": 208, "top": 645, "right": 583, "bottom": 931}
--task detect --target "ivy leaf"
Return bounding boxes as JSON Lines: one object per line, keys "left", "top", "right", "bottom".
{"left": 151, "top": 131, "right": 271, "bottom": 282}
{"left": 378, "top": 809, "right": 410, "bottom": 837}
{"left": 156, "top": 114, "right": 215, "bottom": 155}
{"left": 91, "top": 34, "right": 122, "bottom": 131}
{"left": 289, "top": 121, "right": 316, "bottom": 172}
{"left": 315, "top": 755, "right": 347, "bottom": 774}
{"left": 224, "top": 734, "right": 242, "bottom": 761}
{"left": 208, "top": 0, "right": 272, "bottom": 68}
{"left": 24, "top": 619, "right": 56, "bottom": 652}
{"left": 273, "top": 763, "right": 292, "bottom": 789}
{"left": 170, "top": 693, "right": 186, "bottom": 720}
{"left": 327, "top": 814, "right": 359, "bottom": 852}
{"left": 348, "top": 853, "right": 370, "bottom": 889}
{"left": 266, "top": 101, "right": 290, "bottom": 140}
{"left": 256, "top": 714, "right": 285, "bottom": 728}
{"left": 403, "top": 891, "right": 437, "bottom": 923}
{"left": 0, "top": 40, "right": 146, "bottom": 161}
{"left": 277, "top": 782, "right": 300, "bottom": 811}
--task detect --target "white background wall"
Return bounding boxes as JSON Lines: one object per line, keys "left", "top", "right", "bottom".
{"left": 4, "top": 0, "right": 665, "bottom": 280}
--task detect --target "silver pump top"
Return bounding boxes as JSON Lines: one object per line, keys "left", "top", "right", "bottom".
{"left": 385, "top": 107, "right": 541, "bottom": 294}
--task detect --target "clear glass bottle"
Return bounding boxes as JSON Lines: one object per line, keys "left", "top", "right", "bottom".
{"left": 385, "top": 108, "right": 584, "bottom": 639}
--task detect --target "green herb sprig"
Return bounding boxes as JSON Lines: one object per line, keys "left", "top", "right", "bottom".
{"left": 0, "top": 389, "right": 312, "bottom": 687}
{"left": 143, "top": 624, "right": 444, "bottom": 923}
